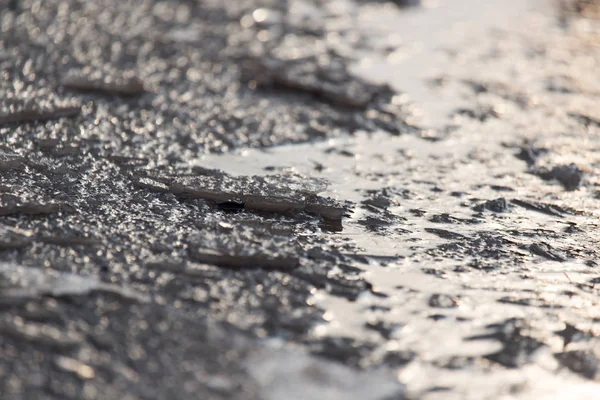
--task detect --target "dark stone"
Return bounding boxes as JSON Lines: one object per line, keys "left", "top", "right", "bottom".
{"left": 454, "top": 106, "right": 501, "bottom": 121}
{"left": 365, "top": 320, "right": 401, "bottom": 340}
{"left": 308, "top": 337, "right": 376, "bottom": 367}
{"left": 529, "top": 243, "right": 566, "bottom": 262}
{"left": 422, "top": 268, "right": 446, "bottom": 277}
{"left": 554, "top": 323, "right": 591, "bottom": 348}
{"left": 515, "top": 146, "right": 548, "bottom": 166}
{"left": 429, "top": 213, "right": 458, "bottom": 223}
{"left": 358, "top": 216, "right": 394, "bottom": 232}
{"left": 428, "top": 314, "right": 447, "bottom": 321}
{"left": 363, "top": 196, "right": 393, "bottom": 210}
{"left": 534, "top": 163, "right": 583, "bottom": 191}
{"left": 555, "top": 351, "right": 600, "bottom": 380}
{"left": 409, "top": 208, "right": 426, "bottom": 217}
{"left": 466, "top": 318, "right": 545, "bottom": 368}
{"left": 473, "top": 198, "right": 509, "bottom": 213}
{"left": 564, "top": 223, "right": 582, "bottom": 234}
{"left": 425, "top": 228, "right": 466, "bottom": 240}
{"left": 428, "top": 294, "right": 458, "bottom": 308}
{"left": 489, "top": 185, "right": 515, "bottom": 192}
{"left": 510, "top": 199, "right": 572, "bottom": 217}
{"left": 382, "top": 350, "right": 417, "bottom": 368}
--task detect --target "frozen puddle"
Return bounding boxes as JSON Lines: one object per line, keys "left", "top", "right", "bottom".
{"left": 201, "top": 129, "right": 600, "bottom": 397}
{"left": 198, "top": 0, "right": 600, "bottom": 397}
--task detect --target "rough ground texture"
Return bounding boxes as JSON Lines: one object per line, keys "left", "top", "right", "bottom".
{"left": 1, "top": 0, "right": 600, "bottom": 399}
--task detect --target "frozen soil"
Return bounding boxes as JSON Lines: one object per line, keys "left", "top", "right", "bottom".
{"left": 1, "top": 0, "right": 600, "bottom": 399}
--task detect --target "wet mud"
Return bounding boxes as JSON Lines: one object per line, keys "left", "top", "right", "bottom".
{"left": 1, "top": 0, "right": 600, "bottom": 399}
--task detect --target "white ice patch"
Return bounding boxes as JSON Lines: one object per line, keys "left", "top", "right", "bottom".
{"left": 247, "top": 348, "right": 404, "bottom": 400}
{"left": 0, "top": 263, "right": 149, "bottom": 302}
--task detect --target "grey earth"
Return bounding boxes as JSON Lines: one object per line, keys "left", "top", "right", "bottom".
{"left": 1, "top": 0, "right": 600, "bottom": 399}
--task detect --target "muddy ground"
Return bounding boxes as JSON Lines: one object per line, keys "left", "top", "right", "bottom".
{"left": 1, "top": 0, "right": 600, "bottom": 399}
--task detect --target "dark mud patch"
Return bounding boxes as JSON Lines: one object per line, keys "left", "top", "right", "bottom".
{"left": 358, "top": 216, "right": 395, "bottom": 232}
{"left": 428, "top": 213, "right": 481, "bottom": 224}
{"left": 528, "top": 242, "right": 567, "bottom": 262}
{"left": 0, "top": 127, "right": 382, "bottom": 398}
{"left": 462, "top": 79, "right": 533, "bottom": 108}
{"left": 555, "top": 323, "right": 594, "bottom": 348}
{"left": 62, "top": 68, "right": 147, "bottom": 96}
{"left": 0, "top": 197, "right": 70, "bottom": 217}
{"left": 466, "top": 319, "right": 545, "bottom": 368}
{"left": 555, "top": 350, "right": 600, "bottom": 380}
{"left": 428, "top": 231, "right": 519, "bottom": 267}
{"left": 497, "top": 296, "right": 563, "bottom": 309}
{"left": 365, "top": 320, "right": 402, "bottom": 340}
{"left": 357, "top": 188, "right": 411, "bottom": 233}
{"left": 0, "top": 226, "right": 33, "bottom": 250}
{"left": 0, "top": 280, "right": 402, "bottom": 400}
{"left": 424, "top": 228, "right": 466, "bottom": 240}
{"left": 143, "top": 170, "right": 346, "bottom": 223}
{"left": 428, "top": 294, "right": 459, "bottom": 308}
{"left": 1, "top": 0, "right": 415, "bottom": 163}
{"left": 306, "top": 336, "right": 377, "bottom": 368}
{"left": 473, "top": 197, "right": 510, "bottom": 213}
{"left": 0, "top": 96, "right": 81, "bottom": 126}
{"left": 453, "top": 105, "right": 503, "bottom": 121}
{"left": 512, "top": 143, "right": 584, "bottom": 191}
{"left": 247, "top": 53, "right": 392, "bottom": 111}
{"left": 569, "top": 112, "right": 600, "bottom": 128}
{"left": 357, "top": 211, "right": 408, "bottom": 234}
{"left": 531, "top": 163, "right": 584, "bottom": 191}
{"left": 514, "top": 144, "right": 549, "bottom": 166}
{"left": 510, "top": 199, "right": 574, "bottom": 217}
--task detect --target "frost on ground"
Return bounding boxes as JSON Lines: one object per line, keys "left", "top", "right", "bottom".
{"left": 1, "top": 0, "right": 600, "bottom": 399}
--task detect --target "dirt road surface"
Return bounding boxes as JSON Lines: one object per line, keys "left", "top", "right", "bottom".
{"left": 1, "top": 0, "right": 600, "bottom": 399}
